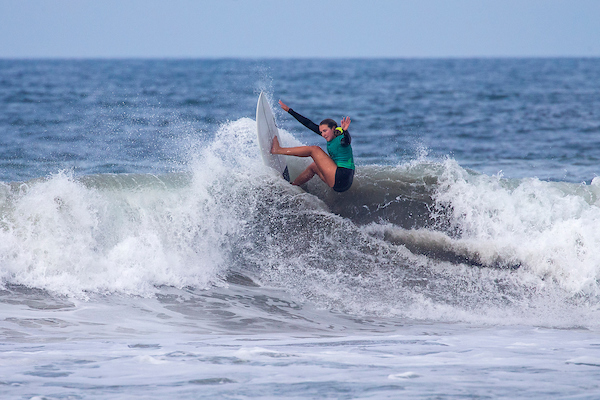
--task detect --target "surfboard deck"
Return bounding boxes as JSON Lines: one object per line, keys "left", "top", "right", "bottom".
{"left": 256, "top": 92, "right": 290, "bottom": 181}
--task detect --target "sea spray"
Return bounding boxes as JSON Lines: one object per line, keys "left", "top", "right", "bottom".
{"left": 0, "top": 117, "right": 307, "bottom": 298}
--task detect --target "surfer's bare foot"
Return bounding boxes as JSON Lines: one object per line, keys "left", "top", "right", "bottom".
{"left": 271, "top": 137, "right": 281, "bottom": 154}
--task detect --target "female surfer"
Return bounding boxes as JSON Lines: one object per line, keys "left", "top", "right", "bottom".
{"left": 271, "top": 100, "right": 355, "bottom": 192}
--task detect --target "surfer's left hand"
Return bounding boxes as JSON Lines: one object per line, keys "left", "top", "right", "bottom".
{"left": 340, "top": 116, "right": 351, "bottom": 130}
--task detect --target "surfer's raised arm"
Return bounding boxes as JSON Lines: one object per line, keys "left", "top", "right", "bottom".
{"left": 338, "top": 116, "right": 352, "bottom": 146}
{"left": 278, "top": 100, "right": 320, "bottom": 135}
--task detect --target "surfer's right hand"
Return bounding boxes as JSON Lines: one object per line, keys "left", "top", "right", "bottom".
{"left": 279, "top": 100, "right": 290, "bottom": 112}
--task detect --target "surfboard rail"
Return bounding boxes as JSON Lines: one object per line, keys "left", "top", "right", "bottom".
{"left": 256, "top": 92, "right": 290, "bottom": 182}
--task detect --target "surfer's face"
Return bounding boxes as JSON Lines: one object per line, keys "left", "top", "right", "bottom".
{"left": 319, "top": 124, "right": 335, "bottom": 141}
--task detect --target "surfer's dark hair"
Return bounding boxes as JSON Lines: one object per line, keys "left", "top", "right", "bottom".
{"left": 319, "top": 118, "right": 337, "bottom": 129}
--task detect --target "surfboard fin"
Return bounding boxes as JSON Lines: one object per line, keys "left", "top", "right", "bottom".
{"left": 282, "top": 166, "right": 290, "bottom": 182}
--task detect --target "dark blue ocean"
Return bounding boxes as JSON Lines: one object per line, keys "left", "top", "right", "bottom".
{"left": 2, "top": 59, "right": 600, "bottom": 399}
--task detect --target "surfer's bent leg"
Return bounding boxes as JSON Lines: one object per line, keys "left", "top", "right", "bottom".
{"left": 292, "top": 162, "right": 322, "bottom": 186}
{"left": 271, "top": 137, "right": 337, "bottom": 187}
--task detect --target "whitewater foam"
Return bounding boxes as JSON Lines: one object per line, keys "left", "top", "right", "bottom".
{"left": 434, "top": 158, "right": 600, "bottom": 294}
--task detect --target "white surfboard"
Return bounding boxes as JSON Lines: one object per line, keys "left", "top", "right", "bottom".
{"left": 256, "top": 92, "right": 290, "bottom": 181}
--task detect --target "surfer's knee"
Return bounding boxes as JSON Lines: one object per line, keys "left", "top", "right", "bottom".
{"left": 307, "top": 145, "right": 326, "bottom": 157}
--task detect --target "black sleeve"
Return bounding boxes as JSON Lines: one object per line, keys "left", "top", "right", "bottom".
{"left": 340, "top": 130, "right": 351, "bottom": 146}
{"left": 288, "top": 108, "right": 321, "bottom": 135}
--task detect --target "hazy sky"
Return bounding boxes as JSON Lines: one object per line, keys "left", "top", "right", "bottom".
{"left": 1, "top": 0, "right": 599, "bottom": 58}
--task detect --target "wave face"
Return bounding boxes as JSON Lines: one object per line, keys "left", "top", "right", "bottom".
{"left": 2, "top": 118, "right": 600, "bottom": 328}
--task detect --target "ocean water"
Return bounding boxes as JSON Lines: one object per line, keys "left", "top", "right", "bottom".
{"left": 1, "top": 58, "right": 600, "bottom": 399}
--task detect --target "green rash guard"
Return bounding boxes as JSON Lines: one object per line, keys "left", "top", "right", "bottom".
{"left": 288, "top": 108, "right": 355, "bottom": 170}
{"left": 327, "top": 134, "right": 355, "bottom": 169}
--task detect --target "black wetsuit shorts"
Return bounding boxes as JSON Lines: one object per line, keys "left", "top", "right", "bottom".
{"left": 333, "top": 167, "right": 354, "bottom": 192}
